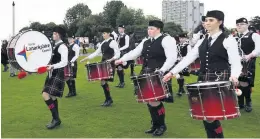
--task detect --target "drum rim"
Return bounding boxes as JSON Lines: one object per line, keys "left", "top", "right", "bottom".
{"left": 130, "top": 73, "right": 161, "bottom": 80}
{"left": 185, "top": 81, "right": 231, "bottom": 87}
{"left": 7, "top": 30, "right": 52, "bottom": 73}
{"left": 85, "top": 61, "right": 110, "bottom": 66}
{"left": 7, "top": 32, "right": 24, "bottom": 71}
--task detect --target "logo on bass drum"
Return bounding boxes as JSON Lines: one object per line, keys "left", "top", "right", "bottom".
{"left": 17, "top": 43, "right": 51, "bottom": 61}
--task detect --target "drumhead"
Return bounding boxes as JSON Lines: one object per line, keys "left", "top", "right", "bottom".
{"left": 12, "top": 31, "right": 52, "bottom": 72}
{"left": 186, "top": 81, "right": 229, "bottom": 87}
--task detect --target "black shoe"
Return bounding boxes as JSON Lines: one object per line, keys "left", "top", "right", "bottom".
{"left": 118, "top": 83, "right": 125, "bottom": 88}
{"left": 153, "top": 125, "right": 167, "bottom": 136}
{"left": 104, "top": 99, "right": 113, "bottom": 107}
{"left": 10, "top": 73, "right": 16, "bottom": 77}
{"left": 181, "top": 88, "right": 186, "bottom": 94}
{"left": 145, "top": 126, "right": 157, "bottom": 134}
{"left": 101, "top": 100, "right": 108, "bottom": 106}
{"left": 3, "top": 66, "right": 9, "bottom": 72}
{"left": 46, "top": 119, "right": 61, "bottom": 129}
{"left": 239, "top": 105, "right": 244, "bottom": 109}
{"left": 245, "top": 102, "right": 252, "bottom": 112}
{"left": 165, "top": 96, "right": 174, "bottom": 103}
{"left": 115, "top": 83, "right": 121, "bottom": 87}
{"left": 65, "top": 92, "right": 76, "bottom": 98}
{"left": 177, "top": 92, "right": 182, "bottom": 96}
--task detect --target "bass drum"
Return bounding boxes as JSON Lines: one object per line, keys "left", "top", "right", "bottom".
{"left": 7, "top": 30, "right": 52, "bottom": 72}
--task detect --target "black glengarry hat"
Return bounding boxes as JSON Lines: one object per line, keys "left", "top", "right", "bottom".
{"left": 206, "top": 10, "right": 224, "bottom": 21}
{"left": 149, "top": 20, "right": 164, "bottom": 30}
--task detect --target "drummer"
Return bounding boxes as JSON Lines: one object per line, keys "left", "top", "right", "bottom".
{"left": 163, "top": 10, "right": 242, "bottom": 138}
{"left": 234, "top": 17, "right": 260, "bottom": 112}
{"left": 80, "top": 28, "right": 120, "bottom": 107}
{"left": 65, "top": 36, "right": 80, "bottom": 98}
{"left": 42, "top": 26, "right": 68, "bottom": 129}
{"left": 115, "top": 20, "right": 177, "bottom": 136}
{"left": 176, "top": 33, "right": 191, "bottom": 96}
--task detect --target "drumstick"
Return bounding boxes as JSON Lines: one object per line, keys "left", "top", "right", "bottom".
{"left": 37, "top": 66, "right": 48, "bottom": 74}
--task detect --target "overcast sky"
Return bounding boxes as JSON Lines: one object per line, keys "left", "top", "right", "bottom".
{"left": 0, "top": 0, "right": 259, "bottom": 40}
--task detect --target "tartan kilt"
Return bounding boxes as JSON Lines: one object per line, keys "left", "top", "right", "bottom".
{"left": 197, "top": 69, "right": 230, "bottom": 82}
{"left": 42, "top": 68, "right": 65, "bottom": 97}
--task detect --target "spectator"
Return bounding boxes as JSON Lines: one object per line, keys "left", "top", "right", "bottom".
{"left": 1, "top": 40, "right": 9, "bottom": 72}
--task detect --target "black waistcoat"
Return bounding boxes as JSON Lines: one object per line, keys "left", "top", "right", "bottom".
{"left": 141, "top": 35, "right": 166, "bottom": 70}
{"left": 199, "top": 33, "right": 229, "bottom": 72}
{"left": 51, "top": 42, "right": 64, "bottom": 64}
{"left": 68, "top": 44, "right": 76, "bottom": 61}
{"left": 235, "top": 32, "right": 255, "bottom": 55}
{"left": 117, "top": 34, "right": 126, "bottom": 48}
{"left": 101, "top": 39, "right": 114, "bottom": 61}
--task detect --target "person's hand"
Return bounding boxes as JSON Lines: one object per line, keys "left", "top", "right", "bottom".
{"left": 46, "top": 65, "right": 53, "bottom": 71}
{"left": 70, "top": 62, "right": 74, "bottom": 67}
{"left": 115, "top": 60, "right": 123, "bottom": 65}
{"left": 163, "top": 73, "right": 180, "bottom": 82}
{"left": 229, "top": 76, "right": 239, "bottom": 86}
{"left": 244, "top": 54, "right": 254, "bottom": 62}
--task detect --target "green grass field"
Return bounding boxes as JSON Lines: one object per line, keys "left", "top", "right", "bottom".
{"left": 1, "top": 54, "right": 260, "bottom": 138}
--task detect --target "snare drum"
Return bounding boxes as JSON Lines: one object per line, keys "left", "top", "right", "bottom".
{"left": 7, "top": 30, "right": 52, "bottom": 72}
{"left": 135, "top": 57, "right": 143, "bottom": 66}
{"left": 186, "top": 81, "right": 240, "bottom": 121}
{"left": 64, "top": 63, "right": 73, "bottom": 80}
{"left": 189, "top": 58, "right": 200, "bottom": 72}
{"left": 131, "top": 73, "right": 169, "bottom": 102}
{"left": 85, "top": 62, "right": 113, "bottom": 81}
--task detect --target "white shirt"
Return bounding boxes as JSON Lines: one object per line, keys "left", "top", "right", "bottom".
{"left": 191, "top": 30, "right": 206, "bottom": 46}
{"left": 52, "top": 40, "right": 68, "bottom": 69}
{"left": 118, "top": 33, "right": 130, "bottom": 51}
{"left": 238, "top": 30, "right": 260, "bottom": 57}
{"left": 111, "top": 31, "right": 118, "bottom": 41}
{"left": 70, "top": 43, "right": 80, "bottom": 63}
{"left": 170, "top": 31, "right": 242, "bottom": 78}
{"left": 120, "top": 33, "right": 177, "bottom": 72}
{"left": 87, "top": 38, "right": 120, "bottom": 60}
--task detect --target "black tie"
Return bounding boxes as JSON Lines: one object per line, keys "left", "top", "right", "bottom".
{"left": 207, "top": 37, "right": 212, "bottom": 48}
{"left": 240, "top": 34, "right": 244, "bottom": 38}
{"left": 152, "top": 38, "right": 155, "bottom": 42}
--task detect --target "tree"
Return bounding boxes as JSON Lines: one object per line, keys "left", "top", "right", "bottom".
{"left": 249, "top": 16, "right": 260, "bottom": 30}
{"left": 134, "top": 9, "right": 145, "bottom": 25}
{"left": 163, "top": 22, "right": 184, "bottom": 36}
{"left": 64, "top": 3, "right": 92, "bottom": 36}
{"left": 29, "top": 22, "right": 46, "bottom": 32}
{"left": 19, "top": 26, "right": 30, "bottom": 32}
{"left": 103, "top": 1, "right": 126, "bottom": 28}
{"left": 145, "top": 15, "right": 161, "bottom": 24}
{"left": 45, "top": 22, "right": 56, "bottom": 30}
{"left": 75, "top": 15, "right": 107, "bottom": 39}
{"left": 116, "top": 7, "right": 135, "bottom": 26}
